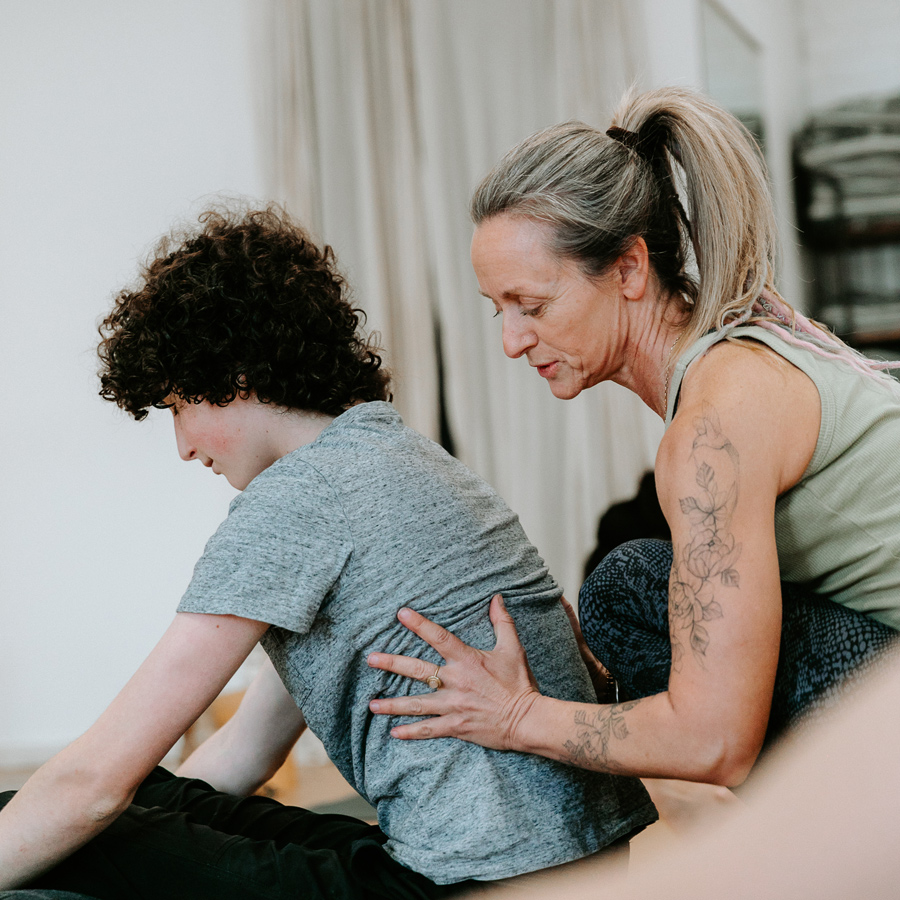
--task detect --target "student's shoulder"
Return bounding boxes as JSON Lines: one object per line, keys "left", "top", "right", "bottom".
{"left": 236, "top": 453, "right": 344, "bottom": 513}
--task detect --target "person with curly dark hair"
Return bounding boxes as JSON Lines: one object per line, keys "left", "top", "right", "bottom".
{"left": 0, "top": 205, "right": 655, "bottom": 898}
{"left": 98, "top": 206, "right": 391, "bottom": 426}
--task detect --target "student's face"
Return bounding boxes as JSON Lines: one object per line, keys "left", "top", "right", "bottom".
{"left": 170, "top": 396, "right": 280, "bottom": 491}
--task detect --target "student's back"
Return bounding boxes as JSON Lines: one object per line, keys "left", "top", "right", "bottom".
{"left": 180, "top": 401, "right": 657, "bottom": 883}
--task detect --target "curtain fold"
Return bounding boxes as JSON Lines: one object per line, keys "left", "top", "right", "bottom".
{"left": 255, "top": 0, "right": 664, "bottom": 596}
{"left": 256, "top": 0, "right": 440, "bottom": 442}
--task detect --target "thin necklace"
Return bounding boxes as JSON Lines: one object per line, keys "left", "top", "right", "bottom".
{"left": 662, "top": 331, "right": 684, "bottom": 413}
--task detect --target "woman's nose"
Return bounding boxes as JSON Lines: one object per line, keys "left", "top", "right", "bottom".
{"left": 502, "top": 312, "right": 538, "bottom": 359}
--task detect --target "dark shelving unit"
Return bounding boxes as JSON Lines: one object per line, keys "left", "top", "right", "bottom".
{"left": 794, "top": 95, "right": 900, "bottom": 356}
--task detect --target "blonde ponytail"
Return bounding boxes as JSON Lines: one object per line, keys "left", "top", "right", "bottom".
{"left": 609, "top": 86, "right": 777, "bottom": 351}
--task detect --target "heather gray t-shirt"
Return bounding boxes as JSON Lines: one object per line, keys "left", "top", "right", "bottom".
{"left": 178, "top": 402, "right": 655, "bottom": 883}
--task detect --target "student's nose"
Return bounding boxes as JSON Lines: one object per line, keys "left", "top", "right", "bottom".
{"left": 501, "top": 311, "right": 538, "bottom": 359}
{"left": 173, "top": 418, "right": 197, "bottom": 461}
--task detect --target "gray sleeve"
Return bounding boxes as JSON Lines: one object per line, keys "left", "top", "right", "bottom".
{"left": 177, "top": 461, "right": 352, "bottom": 634}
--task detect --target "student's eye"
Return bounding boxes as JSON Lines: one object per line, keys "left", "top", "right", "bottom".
{"left": 522, "top": 304, "right": 544, "bottom": 317}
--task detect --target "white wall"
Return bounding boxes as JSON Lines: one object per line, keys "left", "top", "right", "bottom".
{"left": 797, "top": 0, "right": 900, "bottom": 109}
{"left": 0, "top": 0, "right": 263, "bottom": 764}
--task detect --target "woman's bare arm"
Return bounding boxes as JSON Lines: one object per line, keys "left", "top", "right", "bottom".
{"left": 502, "top": 648, "right": 900, "bottom": 900}
{"left": 0, "top": 612, "right": 268, "bottom": 889}
{"left": 369, "top": 344, "right": 820, "bottom": 784}
{"left": 177, "top": 654, "right": 306, "bottom": 796}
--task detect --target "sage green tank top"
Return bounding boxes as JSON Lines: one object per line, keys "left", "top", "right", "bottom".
{"left": 665, "top": 325, "right": 900, "bottom": 630}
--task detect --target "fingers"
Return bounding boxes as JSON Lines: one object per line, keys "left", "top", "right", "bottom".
{"left": 366, "top": 651, "right": 440, "bottom": 683}
{"left": 369, "top": 693, "right": 446, "bottom": 718}
{"left": 559, "top": 596, "right": 586, "bottom": 640}
{"left": 387, "top": 716, "right": 465, "bottom": 741}
{"left": 394, "top": 606, "right": 473, "bottom": 660}
{"left": 488, "top": 594, "right": 525, "bottom": 652}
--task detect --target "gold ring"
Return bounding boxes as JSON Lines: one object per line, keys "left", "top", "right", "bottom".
{"left": 425, "top": 665, "right": 443, "bottom": 690}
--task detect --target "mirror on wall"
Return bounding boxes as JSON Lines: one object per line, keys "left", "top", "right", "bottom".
{"left": 700, "top": 0, "right": 765, "bottom": 152}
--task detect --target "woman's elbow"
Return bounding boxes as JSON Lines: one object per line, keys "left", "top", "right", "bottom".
{"left": 693, "top": 733, "right": 763, "bottom": 786}
{"left": 705, "top": 753, "right": 756, "bottom": 787}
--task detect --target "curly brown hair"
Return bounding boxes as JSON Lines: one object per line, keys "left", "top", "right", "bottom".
{"left": 98, "top": 205, "right": 391, "bottom": 420}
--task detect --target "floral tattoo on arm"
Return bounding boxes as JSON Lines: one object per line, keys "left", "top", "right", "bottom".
{"left": 562, "top": 700, "right": 640, "bottom": 770}
{"left": 669, "top": 405, "right": 741, "bottom": 670}
{"left": 559, "top": 405, "right": 741, "bottom": 768}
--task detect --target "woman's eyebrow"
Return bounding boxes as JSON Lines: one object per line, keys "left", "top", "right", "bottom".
{"left": 479, "top": 288, "right": 524, "bottom": 300}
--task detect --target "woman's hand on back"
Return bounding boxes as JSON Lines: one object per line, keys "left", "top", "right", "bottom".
{"left": 367, "top": 594, "right": 543, "bottom": 751}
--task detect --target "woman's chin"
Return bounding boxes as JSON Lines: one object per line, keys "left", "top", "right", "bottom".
{"left": 546, "top": 380, "right": 583, "bottom": 401}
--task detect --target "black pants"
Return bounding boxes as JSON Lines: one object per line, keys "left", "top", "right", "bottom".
{"left": 579, "top": 539, "right": 898, "bottom": 742}
{"left": 1, "top": 768, "right": 471, "bottom": 900}
{"left": 0, "top": 893, "right": 96, "bottom": 900}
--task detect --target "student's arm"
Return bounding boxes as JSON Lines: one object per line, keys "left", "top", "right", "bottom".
{"left": 177, "top": 654, "right": 307, "bottom": 796}
{"left": 369, "top": 345, "right": 820, "bottom": 785}
{"left": 0, "top": 611, "right": 268, "bottom": 890}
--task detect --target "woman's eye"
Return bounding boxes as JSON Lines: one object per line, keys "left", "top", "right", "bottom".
{"left": 522, "top": 305, "right": 544, "bottom": 317}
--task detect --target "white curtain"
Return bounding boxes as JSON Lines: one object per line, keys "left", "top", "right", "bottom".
{"left": 253, "top": 0, "right": 664, "bottom": 597}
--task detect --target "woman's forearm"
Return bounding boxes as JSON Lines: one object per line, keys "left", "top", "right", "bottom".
{"left": 368, "top": 600, "right": 770, "bottom": 783}
{"left": 518, "top": 692, "right": 756, "bottom": 786}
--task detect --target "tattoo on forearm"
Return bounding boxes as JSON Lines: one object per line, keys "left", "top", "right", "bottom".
{"left": 669, "top": 405, "right": 741, "bottom": 670}
{"left": 562, "top": 700, "right": 639, "bottom": 770}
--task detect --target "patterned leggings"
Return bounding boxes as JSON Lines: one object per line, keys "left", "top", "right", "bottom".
{"left": 579, "top": 539, "right": 898, "bottom": 741}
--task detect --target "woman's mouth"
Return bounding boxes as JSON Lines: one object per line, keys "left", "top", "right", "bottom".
{"left": 536, "top": 362, "right": 558, "bottom": 378}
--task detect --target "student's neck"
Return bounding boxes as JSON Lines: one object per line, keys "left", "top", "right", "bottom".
{"left": 270, "top": 408, "right": 337, "bottom": 459}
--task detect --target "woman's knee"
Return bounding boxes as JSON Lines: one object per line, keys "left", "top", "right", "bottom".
{"left": 578, "top": 540, "right": 675, "bottom": 700}
{"left": 580, "top": 539, "right": 672, "bottom": 617}
{"left": 578, "top": 539, "right": 672, "bottom": 658}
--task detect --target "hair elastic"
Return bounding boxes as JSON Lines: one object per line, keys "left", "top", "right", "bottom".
{"left": 605, "top": 126, "right": 642, "bottom": 152}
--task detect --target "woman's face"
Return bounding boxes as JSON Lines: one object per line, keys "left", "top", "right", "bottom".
{"left": 471, "top": 214, "right": 624, "bottom": 400}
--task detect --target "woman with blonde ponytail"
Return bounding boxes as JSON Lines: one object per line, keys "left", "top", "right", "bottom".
{"left": 369, "top": 87, "right": 899, "bottom": 788}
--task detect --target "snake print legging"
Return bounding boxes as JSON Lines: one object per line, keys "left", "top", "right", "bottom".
{"left": 578, "top": 539, "right": 898, "bottom": 742}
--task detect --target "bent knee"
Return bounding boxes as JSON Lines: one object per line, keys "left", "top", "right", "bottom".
{"left": 581, "top": 539, "right": 672, "bottom": 606}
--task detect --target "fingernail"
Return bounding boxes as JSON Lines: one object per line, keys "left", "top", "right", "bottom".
{"left": 370, "top": 700, "right": 381, "bottom": 712}
{"left": 397, "top": 607, "right": 412, "bottom": 620}
{"left": 390, "top": 728, "right": 400, "bottom": 738}
{"left": 367, "top": 653, "right": 379, "bottom": 666}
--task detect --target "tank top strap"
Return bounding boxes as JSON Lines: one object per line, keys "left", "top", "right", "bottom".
{"left": 664, "top": 328, "right": 731, "bottom": 427}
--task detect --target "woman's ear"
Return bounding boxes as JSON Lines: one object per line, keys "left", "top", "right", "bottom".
{"left": 617, "top": 237, "right": 650, "bottom": 301}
